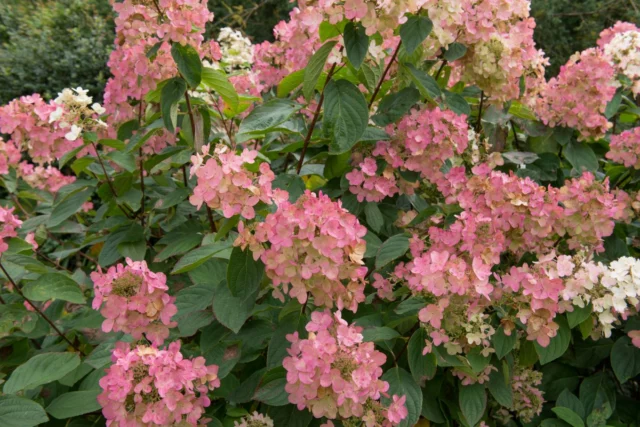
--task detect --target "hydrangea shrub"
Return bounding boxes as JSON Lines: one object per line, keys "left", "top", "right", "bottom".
{"left": 0, "top": 1, "right": 640, "bottom": 426}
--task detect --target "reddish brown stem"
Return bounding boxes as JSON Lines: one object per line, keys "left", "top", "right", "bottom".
{"left": 368, "top": 40, "right": 402, "bottom": 109}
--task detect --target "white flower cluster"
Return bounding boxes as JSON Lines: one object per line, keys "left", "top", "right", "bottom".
{"left": 233, "top": 412, "right": 274, "bottom": 427}
{"left": 49, "top": 87, "right": 106, "bottom": 141}
{"left": 563, "top": 256, "right": 640, "bottom": 338}
{"left": 217, "top": 27, "right": 254, "bottom": 71}
{"left": 604, "top": 30, "right": 640, "bottom": 95}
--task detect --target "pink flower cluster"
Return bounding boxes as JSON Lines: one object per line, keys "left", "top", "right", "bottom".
{"left": 0, "top": 138, "right": 21, "bottom": 175}
{"left": 0, "top": 94, "right": 74, "bottom": 164}
{"left": 283, "top": 311, "right": 407, "bottom": 425}
{"left": 379, "top": 167, "right": 631, "bottom": 352}
{"left": 535, "top": 48, "right": 617, "bottom": 140}
{"left": 0, "top": 207, "right": 22, "bottom": 255}
{"left": 102, "top": 0, "right": 215, "bottom": 153}
{"left": 608, "top": 128, "right": 640, "bottom": 168}
{"left": 607, "top": 127, "right": 640, "bottom": 169}
{"left": 189, "top": 144, "right": 283, "bottom": 219}
{"left": 347, "top": 106, "right": 468, "bottom": 202}
{"left": 236, "top": 191, "right": 368, "bottom": 312}
{"left": 91, "top": 258, "right": 177, "bottom": 346}
{"left": 98, "top": 341, "right": 220, "bottom": 426}
{"left": 18, "top": 163, "right": 76, "bottom": 193}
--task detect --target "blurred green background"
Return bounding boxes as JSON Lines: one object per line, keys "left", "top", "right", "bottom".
{"left": 0, "top": 0, "right": 638, "bottom": 104}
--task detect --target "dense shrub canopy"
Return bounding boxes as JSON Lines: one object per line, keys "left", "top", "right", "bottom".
{"left": 0, "top": 1, "right": 640, "bottom": 427}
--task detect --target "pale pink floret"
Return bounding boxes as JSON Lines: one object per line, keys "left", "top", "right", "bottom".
{"left": 91, "top": 258, "right": 178, "bottom": 346}
{"left": 283, "top": 311, "right": 407, "bottom": 426}
{"left": 98, "top": 341, "right": 220, "bottom": 426}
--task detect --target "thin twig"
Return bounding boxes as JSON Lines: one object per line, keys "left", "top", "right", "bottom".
{"left": 475, "top": 91, "right": 485, "bottom": 133}
{"left": 434, "top": 59, "right": 447, "bottom": 81}
{"left": 296, "top": 58, "right": 342, "bottom": 174}
{"left": 368, "top": 40, "right": 402, "bottom": 109}
{"left": 90, "top": 145, "right": 135, "bottom": 218}
{"left": 0, "top": 260, "right": 85, "bottom": 355}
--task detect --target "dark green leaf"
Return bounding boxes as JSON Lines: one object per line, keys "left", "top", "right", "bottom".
{"left": 227, "top": 247, "right": 264, "bottom": 298}
{"left": 161, "top": 77, "right": 187, "bottom": 133}
{"left": 406, "top": 63, "right": 441, "bottom": 100}
{"left": 535, "top": 316, "right": 570, "bottom": 364}
{"left": 381, "top": 367, "right": 422, "bottom": 427}
{"left": 611, "top": 337, "right": 640, "bottom": 384}
{"left": 443, "top": 42, "right": 468, "bottom": 61}
{"left": 552, "top": 407, "right": 585, "bottom": 427}
{"left": 171, "top": 43, "right": 202, "bottom": 88}
{"left": 344, "top": 22, "right": 369, "bottom": 69}
{"left": 0, "top": 396, "right": 48, "bottom": 427}
{"left": 237, "top": 99, "right": 300, "bottom": 140}
{"left": 564, "top": 141, "right": 598, "bottom": 173}
{"left": 303, "top": 41, "right": 337, "bottom": 101}
{"left": 23, "top": 273, "right": 84, "bottom": 304}
{"left": 325, "top": 79, "right": 369, "bottom": 154}
{"left": 171, "top": 242, "right": 232, "bottom": 275}
{"left": 4, "top": 353, "right": 81, "bottom": 394}
{"left": 375, "top": 234, "right": 409, "bottom": 269}
{"left": 372, "top": 87, "right": 420, "bottom": 126}
{"left": 46, "top": 390, "right": 101, "bottom": 419}
{"left": 459, "top": 383, "right": 486, "bottom": 426}
{"left": 408, "top": 328, "right": 437, "bottom": 383}
{"left": 400, "top": 15, "right": 433, "bottom": 54}
{"left": 493, "top": 326, "right": 517, "bottom": 359}
{"left": 48, "top": 187, "right": 93, "bottom": 227}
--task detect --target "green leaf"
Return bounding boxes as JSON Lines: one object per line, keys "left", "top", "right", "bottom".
{"left": 3, "top": 352, "right": 81, "bottom": 394}
{"left": 0, "top": 395, "right": 48, "bottom": 427}
{"left": 459, "top": 383, "right": 486, "bottom": 426}
{"left": 277, "top": 70, "right": 305, "bottom": 98}
{"left": 406, "top": 63, "right": 441, "bottom": 100}
{"left": 270, "top": 405, "right": 313, "bottom": 427}
{"left": 154, "top": 230, "right": 203, "bottom": 262}
{"left": 212, "top": 277, "right": 258, "bottom": 334}
{"left": 372, "top": 87, "right": 420, "bottom": 126}
{"left": 365, "top": 202, "right": 384, "bottom": 233}
{"left": 400, "top": 15, "right": 433, "bottom": 54}
{"left": 253, "top": 377, "right": 289, "bottom": 406}
{"left": 611, "top": 337, "right": 640, "bottom": 384}
{"left": 567, "top": 304, "right": 592, "bottom": 329}
{"left": 535, "top": 316, "right": 570, "bottom": 364}
{"left": 344, "top": 22, "right": 368, "bottom": 69}
{"left": 487, "top": 362, "right": 513, "bottom": 408}
{"left": 381, "top": 367, "right": 422, "bottom": 427}
{"left": 557, "top": 389, "right": 585, "bottom": 420}
{"left": 48, "top": 187, "right": 93, "bottom": 227}
{"left": 227, "top": 247, "right": 264, "bottom": 298}
{"left": 552, "top": 407, "right": 585, "bottom": 427}
{"left": 493, "top": 326, "right": 517, "bottom": 359}
{"left": 362, "top": 326, "right": 400, "bottom": 342}
{"left": 268, "top": 311, "right": 305, "bottom": 370}
{"left": 375, "top": 234, "right": 410, "bottom": 269}
{"left": 325, "top": 79, "right": 369, "bottom": 154}
{"left": 171, "top": 43, "right": 202, "bottom": 88}
{"left": 272, "top": 174, "right": 306, "bottom": 202}
{"left": 303, "top": 40, "right": 337, "bottom": 101}
{"left": 564, "top": 141, "right": 598, "bottom": 173}
{"left": 201, "top": 67, "right": 239, "bottom": 111}
{"left": 161, "top": 77, "right": 187, "bottom": 133}
{"left": 46, "top": 390, "right": 101, "bottom": 419}
{"left": 23, "top": 273, "right": 85, "bottom": 304}
{"left": 99, "top": 138, "right": 126, "bottom": 150}
{"left": 237, "top": 99, "right": 300, "bottom": 141}
{"left": 408, "top": 328, "right": 437, "bottom": 383}
{"left": 443, "top": 42, "right": 468, "bottom": 61}
{"left": 444, "top": 92, "right": 471, "bottom": 116}
{"left": 171, "top": 242, "right": 233, "bottom": 274}
{"left": 175, "top": 283, "right": 215, "bottom": 315}
{"left": 579, "top": 372, "right": 615, "bottom": 416}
